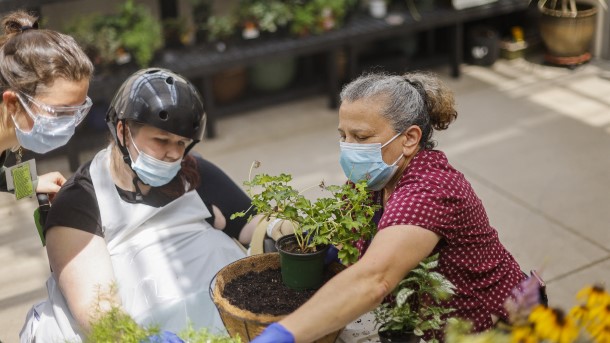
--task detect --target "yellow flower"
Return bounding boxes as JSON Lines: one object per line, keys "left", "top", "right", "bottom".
{"left": 588, "top": 323, "right": 610, "bottom": 343}
{"left": 589, "top": 304, "right": 610, "bottom": 327}
{"left": 569, "top": 304, "right": 590, "bottom": 324}
{"left": 529, "top": 306, "right": 579, "bottom": 343}
{"left": 511, "top": 324, "right": 538, "bottom": 343}
{"left": 577, "top": 285, "right": 610, "bottom": 308}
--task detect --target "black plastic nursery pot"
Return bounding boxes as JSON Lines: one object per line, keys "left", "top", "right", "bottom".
{"left": 276, "top": 234, "right": 329, "bottom": 290}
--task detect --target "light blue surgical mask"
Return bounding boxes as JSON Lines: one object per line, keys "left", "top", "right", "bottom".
{"left": 13, "top": 111, "right": 76, "bottom": 154}
{"left": 128, "top": 134, "right": 182, "bottom": 187}
{"left": 339, "top": 133, "right": 403, "bottom": 191}
{"left": 12, "top": 93, "right": 85, "bottom": 154}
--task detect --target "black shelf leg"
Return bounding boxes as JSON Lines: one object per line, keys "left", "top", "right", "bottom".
{"left": 451, "top": 23, "right": 463, "bottom": 78}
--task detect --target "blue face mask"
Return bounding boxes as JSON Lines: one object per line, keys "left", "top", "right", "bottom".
{"left": 13, "top": 92, "right": 90, "bottom": 154}
{"left": 12, "top": 109, "right": 77, "bottom": 155}
{"left": 128, "top": 134, "right": 182, "bottom": 187}
{"left": 339, "top": 133, "right": 403, "bottom": 191}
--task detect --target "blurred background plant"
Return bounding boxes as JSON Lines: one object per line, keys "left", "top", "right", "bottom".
{"left": 64, "top": 0, "right": 162, "bottom": 68}
{"left": 236, "top": 0, "right": 293, "bottom": 36}
{"left": 289, "top": 0, "right": 358, "bottom": 36}
{"left": 206, "top": 15, "right": 238, "bottom": 43}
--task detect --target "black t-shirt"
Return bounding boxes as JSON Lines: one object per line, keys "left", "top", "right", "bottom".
{"left": 0, "top": 150, "right": 10, "bottom": 192}
{"left": 44, "top": 155, "right": 253, "bottom": 239}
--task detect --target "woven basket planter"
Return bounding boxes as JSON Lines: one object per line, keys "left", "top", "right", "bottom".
{"left": 210, "top": 253, "right": 344, "bottom": 342}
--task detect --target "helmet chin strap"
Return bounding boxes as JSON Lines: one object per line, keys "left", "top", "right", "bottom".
{"left": 118, "top": 119, "right": 144, "bottom": 201}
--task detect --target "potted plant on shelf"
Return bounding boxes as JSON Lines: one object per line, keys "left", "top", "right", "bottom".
{"left": 236, "top": 0, "right": 293, "bottom": 40}
{"left": 374, "top": 254, "right": 456, "bottom": 343}
{"left": 288, "top": 0, "right": 358, "bottom": 36}
{"left": 231, "top": 161, "right": 380, "bottom": 290}
{"left": 64, "top": 0, "right": 163, "bottom": 69}
{"left": 190, "top": 0, "right": 213, "bottom": 43}
{"left": 537, "top": 0, "right": 607, "bottom": 66}
{"left": 206, "top": 14, "right": 238, "bottom": 51}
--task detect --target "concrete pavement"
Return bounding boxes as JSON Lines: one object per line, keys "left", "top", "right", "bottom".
{"left": 1, "top": 58, "right": 609, "bottom": 342}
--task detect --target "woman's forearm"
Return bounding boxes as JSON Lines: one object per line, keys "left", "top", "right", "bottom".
{"left": 279, "top": 225, "right": 440, "bottom": 343}
{"left": 280, "top": 258, "right": 388, "bottom": 343}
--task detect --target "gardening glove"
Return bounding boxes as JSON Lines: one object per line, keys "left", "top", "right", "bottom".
{"left": 251, "top": 323, "right": 295, "bottom": 343}
{"left": 265, "top": 218, "right": 296, "bottom": 241}
{"left": 142, "top": 330, "right": 184, "bottom": 343}
{"left": 250, "top": 217, "right": 296, "bottom": 255}
{"left": 325, "top": 244, "right": 340, "bottom": 265}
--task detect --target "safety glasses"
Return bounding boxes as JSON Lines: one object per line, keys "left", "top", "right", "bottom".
{"left": 17, "top": 92, "right": 92, "bottom": 125}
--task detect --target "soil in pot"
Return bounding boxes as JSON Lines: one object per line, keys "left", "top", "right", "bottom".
{"left": 223, "top": 266, "right": 336, "bottom": 315}
{"left": 211, "top": 253, "right": 345, "bottom": 342}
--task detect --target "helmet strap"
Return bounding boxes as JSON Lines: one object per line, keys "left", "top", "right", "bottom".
{"left": 117, "top": 119, "right": 144, "bottom": 200}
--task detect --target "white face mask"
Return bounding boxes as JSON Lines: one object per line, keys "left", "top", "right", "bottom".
{"left": 128, "top": 133, "right": 182, "bottom": 187}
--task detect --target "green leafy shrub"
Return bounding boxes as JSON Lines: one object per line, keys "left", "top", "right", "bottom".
{"left": 65, "top": 0, "right": 162, "bottom": 68}
{"left": 374, "top": 254, "right": 456, "bottom": 343}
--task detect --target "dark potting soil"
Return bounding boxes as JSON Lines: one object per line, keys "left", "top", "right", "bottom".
{"left": 223, "top": 267, "right": 334, "bottom": 316}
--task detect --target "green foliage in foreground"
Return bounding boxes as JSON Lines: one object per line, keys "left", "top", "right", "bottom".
{"left": 86, "top": 306, "right": 241, "bottom": 343}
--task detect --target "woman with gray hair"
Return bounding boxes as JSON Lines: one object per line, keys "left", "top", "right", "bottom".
{"left": 252, "top": 72, "right": 527, "bottom": 342}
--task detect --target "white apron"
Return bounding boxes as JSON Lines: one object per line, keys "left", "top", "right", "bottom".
{"left": 20, "top": 148, "right": 245, "bottom": 342}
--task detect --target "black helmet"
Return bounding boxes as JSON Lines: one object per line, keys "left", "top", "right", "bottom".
{"left": 106, "top": 68, "right": 206, "bottom": 155}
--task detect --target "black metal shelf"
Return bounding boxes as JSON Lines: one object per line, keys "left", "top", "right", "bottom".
{"left": 0, "top": 0, "right": 79, "bottom": 12}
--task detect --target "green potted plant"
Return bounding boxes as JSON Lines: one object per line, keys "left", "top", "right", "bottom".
{"left": 190, "top": 0, "right": 213, "bottom": 43}
{"left": 232, "top": 161, "right": 379, "bottom": 289}
{"left": 206, "top": 15, "right": 238, "bottom": 50}
{"left": 163, "top": 17, "right": 192, "bottom": 48}
{"left": 373, "top": 254, "right": 456, "bottom": 343}
{"left": 289, "top": 0, "right": 357, "bottom": 36}
{"left": 236, "top": 0, "right": 293, "bottom": 39}
{"left": 64, "top": 0, "right": 163, "bottom": 68}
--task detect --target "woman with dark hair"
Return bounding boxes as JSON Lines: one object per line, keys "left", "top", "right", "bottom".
{"left": 20, "top": 68, "right": 255, "bottom": 342}
{"left": 0, "top": 10, "right": 94, "bottom": 195}
{"left": 252, "top": 72, "right": 527, "bottom": 343}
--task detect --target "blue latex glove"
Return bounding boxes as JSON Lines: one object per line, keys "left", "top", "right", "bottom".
{"left": 251, "top": 323, "right": 295, "bottom": 343}
{"left": 142, "top": 330, "right": 184, "bottom": 343}
{"left": 324, "top": 245, "right": 339, "bottom": 265}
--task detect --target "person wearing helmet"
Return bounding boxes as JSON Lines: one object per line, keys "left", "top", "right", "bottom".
{"left": 20, "top": 68, "right": 252, "bottom": 342}
{"left": 0, "top": 10, "right": 93, "bottom": 196}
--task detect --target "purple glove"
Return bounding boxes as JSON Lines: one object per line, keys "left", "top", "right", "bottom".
{"left": 142, "top": 330, "right": 184, "bottom": 343}
{"left": 251, "top": 323, "right": 295, "bottom": 343}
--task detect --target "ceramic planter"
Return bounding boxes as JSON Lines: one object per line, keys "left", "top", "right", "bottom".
{"left": 248, "top": 56, "right": 297, "bottom": 93}
{"left": 276, "top": 234, "right": 329, "bottom": 290}
{"left": 539, "top": 2, "right": 597, "bottom": 60}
